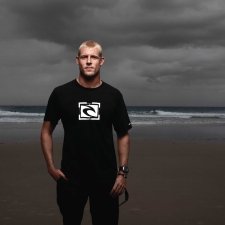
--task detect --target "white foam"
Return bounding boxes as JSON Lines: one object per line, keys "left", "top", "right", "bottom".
{"left": 1, "top": 108, "right": 225, "bottom": 124}
{"left": 129, "top": 110, "right": 225, "bottom": 119}
{"left": 0, "top": 109, "right": 44, "bottom": 117}
{"left": 0, "top": 109, "right": 44, "bottom": 123}
{"left": 0, "top": 117, "right": 43, "bottom": 123}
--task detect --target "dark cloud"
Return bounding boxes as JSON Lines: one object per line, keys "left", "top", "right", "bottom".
{"left": 2, "top": 0, "right": 119, "bottom": 47}
{"left": 2, "top": 0, "right": 225, "bottom": 47}
{"left": 135, "top": 46, "right": 225, "bottom": 85}
{"left": 1, "top": 0, "right": 225, "bottom": 105}
{"left": 123, "top": 0, "right": 225, "bottom": 47}
{"left": 0, "top": 39, "right": 72, "bottom": 67}
{"left": 138, "top": 0, "right": 211, "bottom": 13}
{"left": 2, "top": 0, "right": 225, "bottom": 48}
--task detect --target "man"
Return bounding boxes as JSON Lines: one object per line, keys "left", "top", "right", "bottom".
{"left": 40, "top": 40, "right": 132, "bottom": 225}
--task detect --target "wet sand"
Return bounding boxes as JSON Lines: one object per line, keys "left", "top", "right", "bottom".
{"left": 1, "top": 123, "right": 225, "bottom": 225}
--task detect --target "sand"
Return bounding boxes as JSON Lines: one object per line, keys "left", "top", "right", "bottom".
{"left": 1, "top": 123, "right": 225, "bottom": 225}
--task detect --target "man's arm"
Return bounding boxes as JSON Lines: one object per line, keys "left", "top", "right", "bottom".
{"left": 40, "top": 121, "right": 67, "bottom": 181}
{"left": 111, "top": 133, "right": 130, "bottom": 197}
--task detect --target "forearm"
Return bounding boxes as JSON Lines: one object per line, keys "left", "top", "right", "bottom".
{"left": 117, "top": 133, "right": 130, "bottom": 166}
{"left": 40, "top": 122, "right": 66, "bottom": 181}
{"left": 40, "top": 123, "right": 55, "bottom": 170}
{"left": 41, "top": 132, "right": 55, "bottom": 170}
{"left": 111, "top": 133, "right": 130, "bottom": 196}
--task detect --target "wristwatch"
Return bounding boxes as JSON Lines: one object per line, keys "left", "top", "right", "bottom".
{"left": 119, "top": 165, "right": 129, "bottom": 174}
{"left": 118, "top": 165, "right": 129, "bottom": 178}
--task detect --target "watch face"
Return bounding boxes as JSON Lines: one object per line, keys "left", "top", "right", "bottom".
{"left": 120, "top": 166, "right": 129, "bottom": 173}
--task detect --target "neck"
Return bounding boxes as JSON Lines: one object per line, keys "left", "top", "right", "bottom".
{"left": 76, "top": 75, "right": 102, "bottom": 88}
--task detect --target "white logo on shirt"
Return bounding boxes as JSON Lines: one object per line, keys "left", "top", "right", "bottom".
{"left": 78, "top": 102, "right": 100, "bottom": 120}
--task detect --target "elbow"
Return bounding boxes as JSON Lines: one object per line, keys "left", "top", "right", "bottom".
{"left": 118, "top": 133, "right": 130, "bottom": 147}
{"left": 118, "top": 133, "right": 130, "bottom": 141}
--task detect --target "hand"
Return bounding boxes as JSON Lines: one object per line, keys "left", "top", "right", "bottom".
{"left": 48, "top": 167, "right": 68, "bottom": 181}
{"left": 110, "top": 175, "right": 126, "bottom": 197}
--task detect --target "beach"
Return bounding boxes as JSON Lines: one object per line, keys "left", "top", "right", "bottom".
{"left": 1, "top": 123, "right": 225, "bottom": 225}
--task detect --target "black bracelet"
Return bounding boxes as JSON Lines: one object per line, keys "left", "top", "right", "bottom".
{"left": 117, "top": 172, "right": 128, "bottom": 178}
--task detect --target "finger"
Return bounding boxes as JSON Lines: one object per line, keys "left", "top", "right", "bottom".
{"left": 111, "top": 185, "right": 123, "bottom": 197}
{"left": 58, "top": 170, "right": 68, "bottom": 180}
{"left": 110, "top": 184, "right": 117, "bottom": 195}
{"left": 111, "top": 185, "right": 120, "bottom": 197}
{"left": 50, "top": 171, "right": 60, "bottom": 181}
{"left": 110, "top": 178, "right": 126, "bottom": 196}
{"left": 117, "top": 186, "right": 124, "bottom": 196}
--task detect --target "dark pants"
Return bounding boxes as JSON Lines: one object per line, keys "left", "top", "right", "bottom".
{"left": 57, "top": 178, "right": 119, "bottom": 225}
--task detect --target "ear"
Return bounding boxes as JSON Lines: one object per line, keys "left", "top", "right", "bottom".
{"left": 75, "top": 56, "right": 79, "bottom": 65}
{"left": 100, "top": 57, "right": 105, "bottom": 66}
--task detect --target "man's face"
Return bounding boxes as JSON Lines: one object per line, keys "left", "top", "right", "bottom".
{"left": 76, "top": 46, "right": 104, "bottom": 79}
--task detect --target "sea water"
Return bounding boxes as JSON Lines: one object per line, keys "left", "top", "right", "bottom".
{"left": 1, "top": 106, "right": 225, "bottom": 142}
{"left": 1, "top": 105, "right": 225, "bottom": 125}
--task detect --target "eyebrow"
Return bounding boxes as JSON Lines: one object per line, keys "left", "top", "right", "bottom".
{"left": 79, "top": 54, "right": 101, "bottom": 59}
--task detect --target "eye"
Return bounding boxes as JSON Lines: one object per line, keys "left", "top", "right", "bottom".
{"left": 79, "top": 55, "right": 101, "bottom": 61}
{"left": 79, "top": 55, "right": 88, "bottom": 60}
{"left": 91, "top": 55, "right": 100, "bottom": 60}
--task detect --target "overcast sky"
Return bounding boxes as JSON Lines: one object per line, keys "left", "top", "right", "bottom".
{"left": 1, "top": 0, "right": 225, "bottom": 106}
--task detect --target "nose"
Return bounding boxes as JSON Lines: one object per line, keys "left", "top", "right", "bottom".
{"left": 87, "top": 55, "right": 92, "bottom": 64}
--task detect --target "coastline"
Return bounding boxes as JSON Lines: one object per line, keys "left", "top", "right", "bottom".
{"left": 1, "top": 123, "right": 225, "bottom": 225}
{"left": 1, "top": 122, "right": 225, "bottom": 143}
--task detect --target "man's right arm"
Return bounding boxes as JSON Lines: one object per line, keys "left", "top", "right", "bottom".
{"left": 40, "top": 121, "right": 67, "bottom": 181}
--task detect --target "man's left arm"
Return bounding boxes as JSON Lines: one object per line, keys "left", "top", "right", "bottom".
{"left": 111, "top": 133, "right": 130, "bottom": 197}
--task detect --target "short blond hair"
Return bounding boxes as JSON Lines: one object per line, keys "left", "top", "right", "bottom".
{"left": 78, "top": 40, "right": 103, "bottom": 57}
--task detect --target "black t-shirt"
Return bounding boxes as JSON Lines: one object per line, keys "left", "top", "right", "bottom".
{"left": 44, "top": 80, "right": 132, "bottom": 181}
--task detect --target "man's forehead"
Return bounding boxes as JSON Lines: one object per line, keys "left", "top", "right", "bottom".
{"left": 79, "top": 46, "right": 101, "bottom": 55}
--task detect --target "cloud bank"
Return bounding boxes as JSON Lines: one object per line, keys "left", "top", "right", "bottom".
{"left": 1, "top": 0, "right": 225, "bottom": 105}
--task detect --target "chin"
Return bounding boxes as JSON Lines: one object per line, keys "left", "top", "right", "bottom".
{"left": 81, "top": 71, "right": 99, "bottom": 79}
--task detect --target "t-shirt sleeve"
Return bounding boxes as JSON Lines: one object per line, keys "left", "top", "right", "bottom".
{"left": 113, "top": 92, "right": 132, "bottom": 137}
{"left": 44, "top": 88, "right": 61, "bottom": 127}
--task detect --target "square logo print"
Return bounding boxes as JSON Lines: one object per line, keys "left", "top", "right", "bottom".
{"left": 78, "top": 102, "right": 101, "bottom": 120}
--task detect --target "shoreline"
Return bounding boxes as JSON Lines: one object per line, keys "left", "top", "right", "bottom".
{"left": 1, "top": 122, "right": 225, "bottom": 143}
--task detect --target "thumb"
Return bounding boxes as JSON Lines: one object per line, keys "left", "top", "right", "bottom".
{"left": 58, "top": 170, "right": 68, "bottom": 180}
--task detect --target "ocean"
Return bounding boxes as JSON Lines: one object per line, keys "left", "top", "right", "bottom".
{"left": 1, "top": 105, "right": 225, "bottom": 126}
